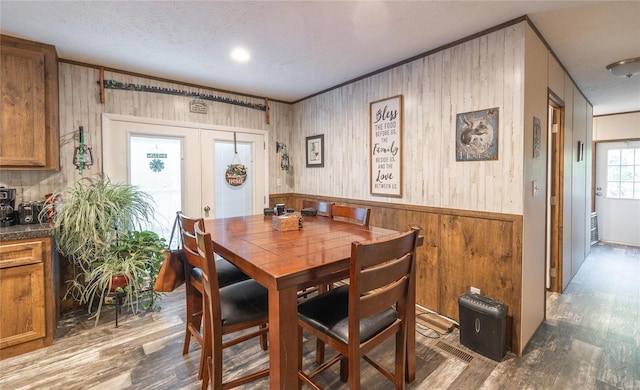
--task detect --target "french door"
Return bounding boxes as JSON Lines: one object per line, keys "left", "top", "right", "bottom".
{"left": 595, "top": 140, "right": 640, "bottom": 246}
{"left": 102, "top": 114, "right": 268, "bottom": 240}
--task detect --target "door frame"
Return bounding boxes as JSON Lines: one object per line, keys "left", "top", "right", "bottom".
{"left": 101, "top": 113, "right": 269, "bottom": 217}
{"left": 593, "top": 138, "right": 640, "bottom": 245}
{"left": 547, "top": 94, "right": 564, "bottom": 293}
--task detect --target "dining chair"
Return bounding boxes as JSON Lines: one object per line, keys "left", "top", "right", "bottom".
{"left": 297, "top": 228, "right": 420, "bottom": 389}
{"left": 330, "top": 204, "right": 371, "bottom": 226}
{"left": 302, "top": 199, "right": 333, "bottom": 217}
{"left": 310, "top": 203, "right": 372, "bottom": 363}
{"left": 195, "top": 221, "right": 270, "bottom": 390}
{"left": 177, "top": 211, "right": 251, "bottom": 380}
{"left": 298, "top": 200, "right": 335, "bottom": 302}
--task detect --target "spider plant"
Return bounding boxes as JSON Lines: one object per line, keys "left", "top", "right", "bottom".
{"left": 43, "top": 175, "right": 161, "bottom": 324}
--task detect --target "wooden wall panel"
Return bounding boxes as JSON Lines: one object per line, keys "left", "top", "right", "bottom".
{"left": 593, "top": 112, "right": 640, "bottom": 141}
{"left": 561, "top": 78, "right": 575, "bottom": 291}
{"left": 292, "top": 23, "right": 525, "bottom": 216}
{"left": 1, "top": 63, "right": 293, "bottom": 202}
{"left": 571, "top": 90, "right": 588, "bottom": 276}
{"left": 548, "top": 56, "right": 565, "bottom": 100}
{"left": 277, "top": 193, "right": 523, "bottom": 353}
{"left": 520, "top": 24, "right": 549, "bottom": 352}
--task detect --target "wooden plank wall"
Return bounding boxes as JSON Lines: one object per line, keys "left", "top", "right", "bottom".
{"left": 1, "top": 63, "right": 294, "bottom": 202}
{"left": 291, "top": 23, "right": 525, "bottom": 216}
{"left": 271, "top": 193, "right": 523, "bottom": 353}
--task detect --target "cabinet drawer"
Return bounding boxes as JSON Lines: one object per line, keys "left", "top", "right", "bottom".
{"left": 0, "top": 240, "right": 43, "bottom": 268}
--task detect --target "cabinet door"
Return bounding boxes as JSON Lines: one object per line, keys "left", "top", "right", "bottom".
{"left": 0, "top": 45, "right": 47, "bottom": 166}
{"left": 0, "top": 35, "right": 59, "bottom": 170}
{"left": 0, "top": 241, "right": 46, "bottom": 349}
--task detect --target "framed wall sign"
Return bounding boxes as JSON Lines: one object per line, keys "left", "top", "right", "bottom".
{"left": 306, "top": 134, "right": 324, "bottom": 167}
{"left": 370, "top": 95, "right": 403, "bottom": 197}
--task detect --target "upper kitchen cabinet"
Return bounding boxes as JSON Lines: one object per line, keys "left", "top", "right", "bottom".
{"left": 0, "top": 35, "right": 59, "bottom": 170}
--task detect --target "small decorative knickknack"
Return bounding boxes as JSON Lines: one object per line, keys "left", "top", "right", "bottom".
{"left": 225, "top": 132, "right": 248, "bottom": 186}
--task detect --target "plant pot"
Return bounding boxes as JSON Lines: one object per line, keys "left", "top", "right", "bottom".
{"left": 109, "top": 275, "right": 129, "bottom": 292}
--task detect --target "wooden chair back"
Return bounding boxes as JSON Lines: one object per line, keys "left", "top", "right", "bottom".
{"left": 194, "top": 221, "right": 270, "bottom": 389}
{"left": 302, "top": 199, "right": 333, "bottom": 217}
{"left": 347, "top": 227, "right": 419, "bottom": 388}
{"left": 177, "top": 211, "right": 204, "bottom": 269}
{"left": 176, "top": 211, "right": 207, "bottom": 368}
{"left": 297, "top": 228, "right": 419, "bottom": 389}
{"left": 193, "top": 222, "right": 223, "bottom": 368}
{"left": 350, "top": 228, "right": 419, "bottom": 329}
{"left": 330, "top": 204, "right": 371, "bottom": 226}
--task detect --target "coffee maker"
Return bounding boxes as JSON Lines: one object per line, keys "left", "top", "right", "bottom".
{"left": 0, "top": 187, "right": 17, "bottom": 227}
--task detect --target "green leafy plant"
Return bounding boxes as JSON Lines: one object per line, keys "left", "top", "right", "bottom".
{"left": 43, "top": 175, "right": 163, "bottom": 325}
{"left": 79, "top": 230, "right": 166, "bottom": 323}
{"left": 110, "top": 230, "right": 166, "bottom": 309}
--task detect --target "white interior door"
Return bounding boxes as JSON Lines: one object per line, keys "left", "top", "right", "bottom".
{"left": 595, "top": 140, "right": 640, "bottom": 246}
{"left": 102, "top": 115, "right": 268, "bottom": 240}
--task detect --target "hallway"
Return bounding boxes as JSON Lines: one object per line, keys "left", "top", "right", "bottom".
{"left": 481, "top": 243, "right": 640, "bottom": 389}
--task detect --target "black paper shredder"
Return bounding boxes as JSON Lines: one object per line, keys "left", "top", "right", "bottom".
{"left": 458, "top": 293, "right": 508, "bottom": 362}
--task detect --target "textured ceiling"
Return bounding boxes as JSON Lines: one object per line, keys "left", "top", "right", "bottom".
{"left": 1, "top": 1, "right": 638, "bottom": 115}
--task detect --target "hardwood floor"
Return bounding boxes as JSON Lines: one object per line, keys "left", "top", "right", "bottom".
{"left": 0, "top": 243, "right": 637, "bottom": 389}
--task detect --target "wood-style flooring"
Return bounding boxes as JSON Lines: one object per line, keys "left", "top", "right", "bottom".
{"left": 0, "top": 243, "right": 637, "bottom": 389}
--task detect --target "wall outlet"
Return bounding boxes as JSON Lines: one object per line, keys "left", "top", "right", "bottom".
{"left": 470, "top": 286, "right": 481, "bottom": 295}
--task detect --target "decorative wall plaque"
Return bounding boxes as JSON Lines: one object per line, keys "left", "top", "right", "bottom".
{"left": 370, "top": 95, "right": 403, "bottom": 197}
{"left": 189, "top": 99, "right": 207, "bottom": 114}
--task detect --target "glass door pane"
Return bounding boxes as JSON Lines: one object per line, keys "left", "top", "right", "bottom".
{"left": 214, "top": 140, "right": 253, "bottom": 218}
{"left": 103, "top": 118, "right": 202, "bottom": 243}
{"left": 129, "top": 135, "right": 182, "bottom": 241}
{"left": 201, "top": 130, "right": 267, "bottom": 219}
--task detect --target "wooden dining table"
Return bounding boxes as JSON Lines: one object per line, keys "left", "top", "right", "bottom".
{"left": 204, "top": 214, "right": 418, "bottom": 389}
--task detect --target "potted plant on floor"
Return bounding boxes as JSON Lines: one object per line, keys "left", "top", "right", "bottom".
{"left": 43, "top": 175, "right": 164, "bottom": 324}
{"left": 80, "top": 229, "right": 166, "bottom": 324}
{"left": 108, "top": 230, "right": 166, "bottom": 308}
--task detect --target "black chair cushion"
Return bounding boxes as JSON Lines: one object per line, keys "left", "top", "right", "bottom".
{"left": 216, "top": 258, "right": 250, "bottom": 288}
{"left": 220, "top": 279, "right": 269, "bottom": 326}
{"left": 297, "top": 285, "right": 397, "bottom": 344}
{"left": 190, "top": 259, "right": 248, "bottom": 288}
{"left": 190, "top": 266, "right": 203, "bottom": 282}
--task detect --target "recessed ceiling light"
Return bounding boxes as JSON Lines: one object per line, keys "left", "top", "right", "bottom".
{"left": 231, "top": 47, "right": 250, "bottom": 63}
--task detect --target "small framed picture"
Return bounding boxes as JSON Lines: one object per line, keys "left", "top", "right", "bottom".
{"left": 533, "top": 116, "right": 541, "bottom": 160}
{"left": 577, "top": 140, "right": 585, "bottom": 162}
{"left": 306, "top": 134, "right": 324, "bottom": 167}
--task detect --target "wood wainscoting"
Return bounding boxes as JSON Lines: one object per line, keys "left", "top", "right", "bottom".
{"left": 270, "top": 193, "right": 523, "bottom": 354}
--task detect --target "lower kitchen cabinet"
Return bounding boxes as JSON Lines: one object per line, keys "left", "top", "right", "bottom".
{"left": 0, "top": 236, "right": 58, "bottom": 359}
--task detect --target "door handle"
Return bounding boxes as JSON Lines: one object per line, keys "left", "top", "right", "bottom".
{"left": 596, "top": 192, "right": 603, "bottom": 196}
{"left": 204, "top": 205, "right": 210, "bottom": 217}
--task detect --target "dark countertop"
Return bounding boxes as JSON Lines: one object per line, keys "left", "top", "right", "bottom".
{"left": 0, "top": 223, "right": 54, "bottom": 241}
